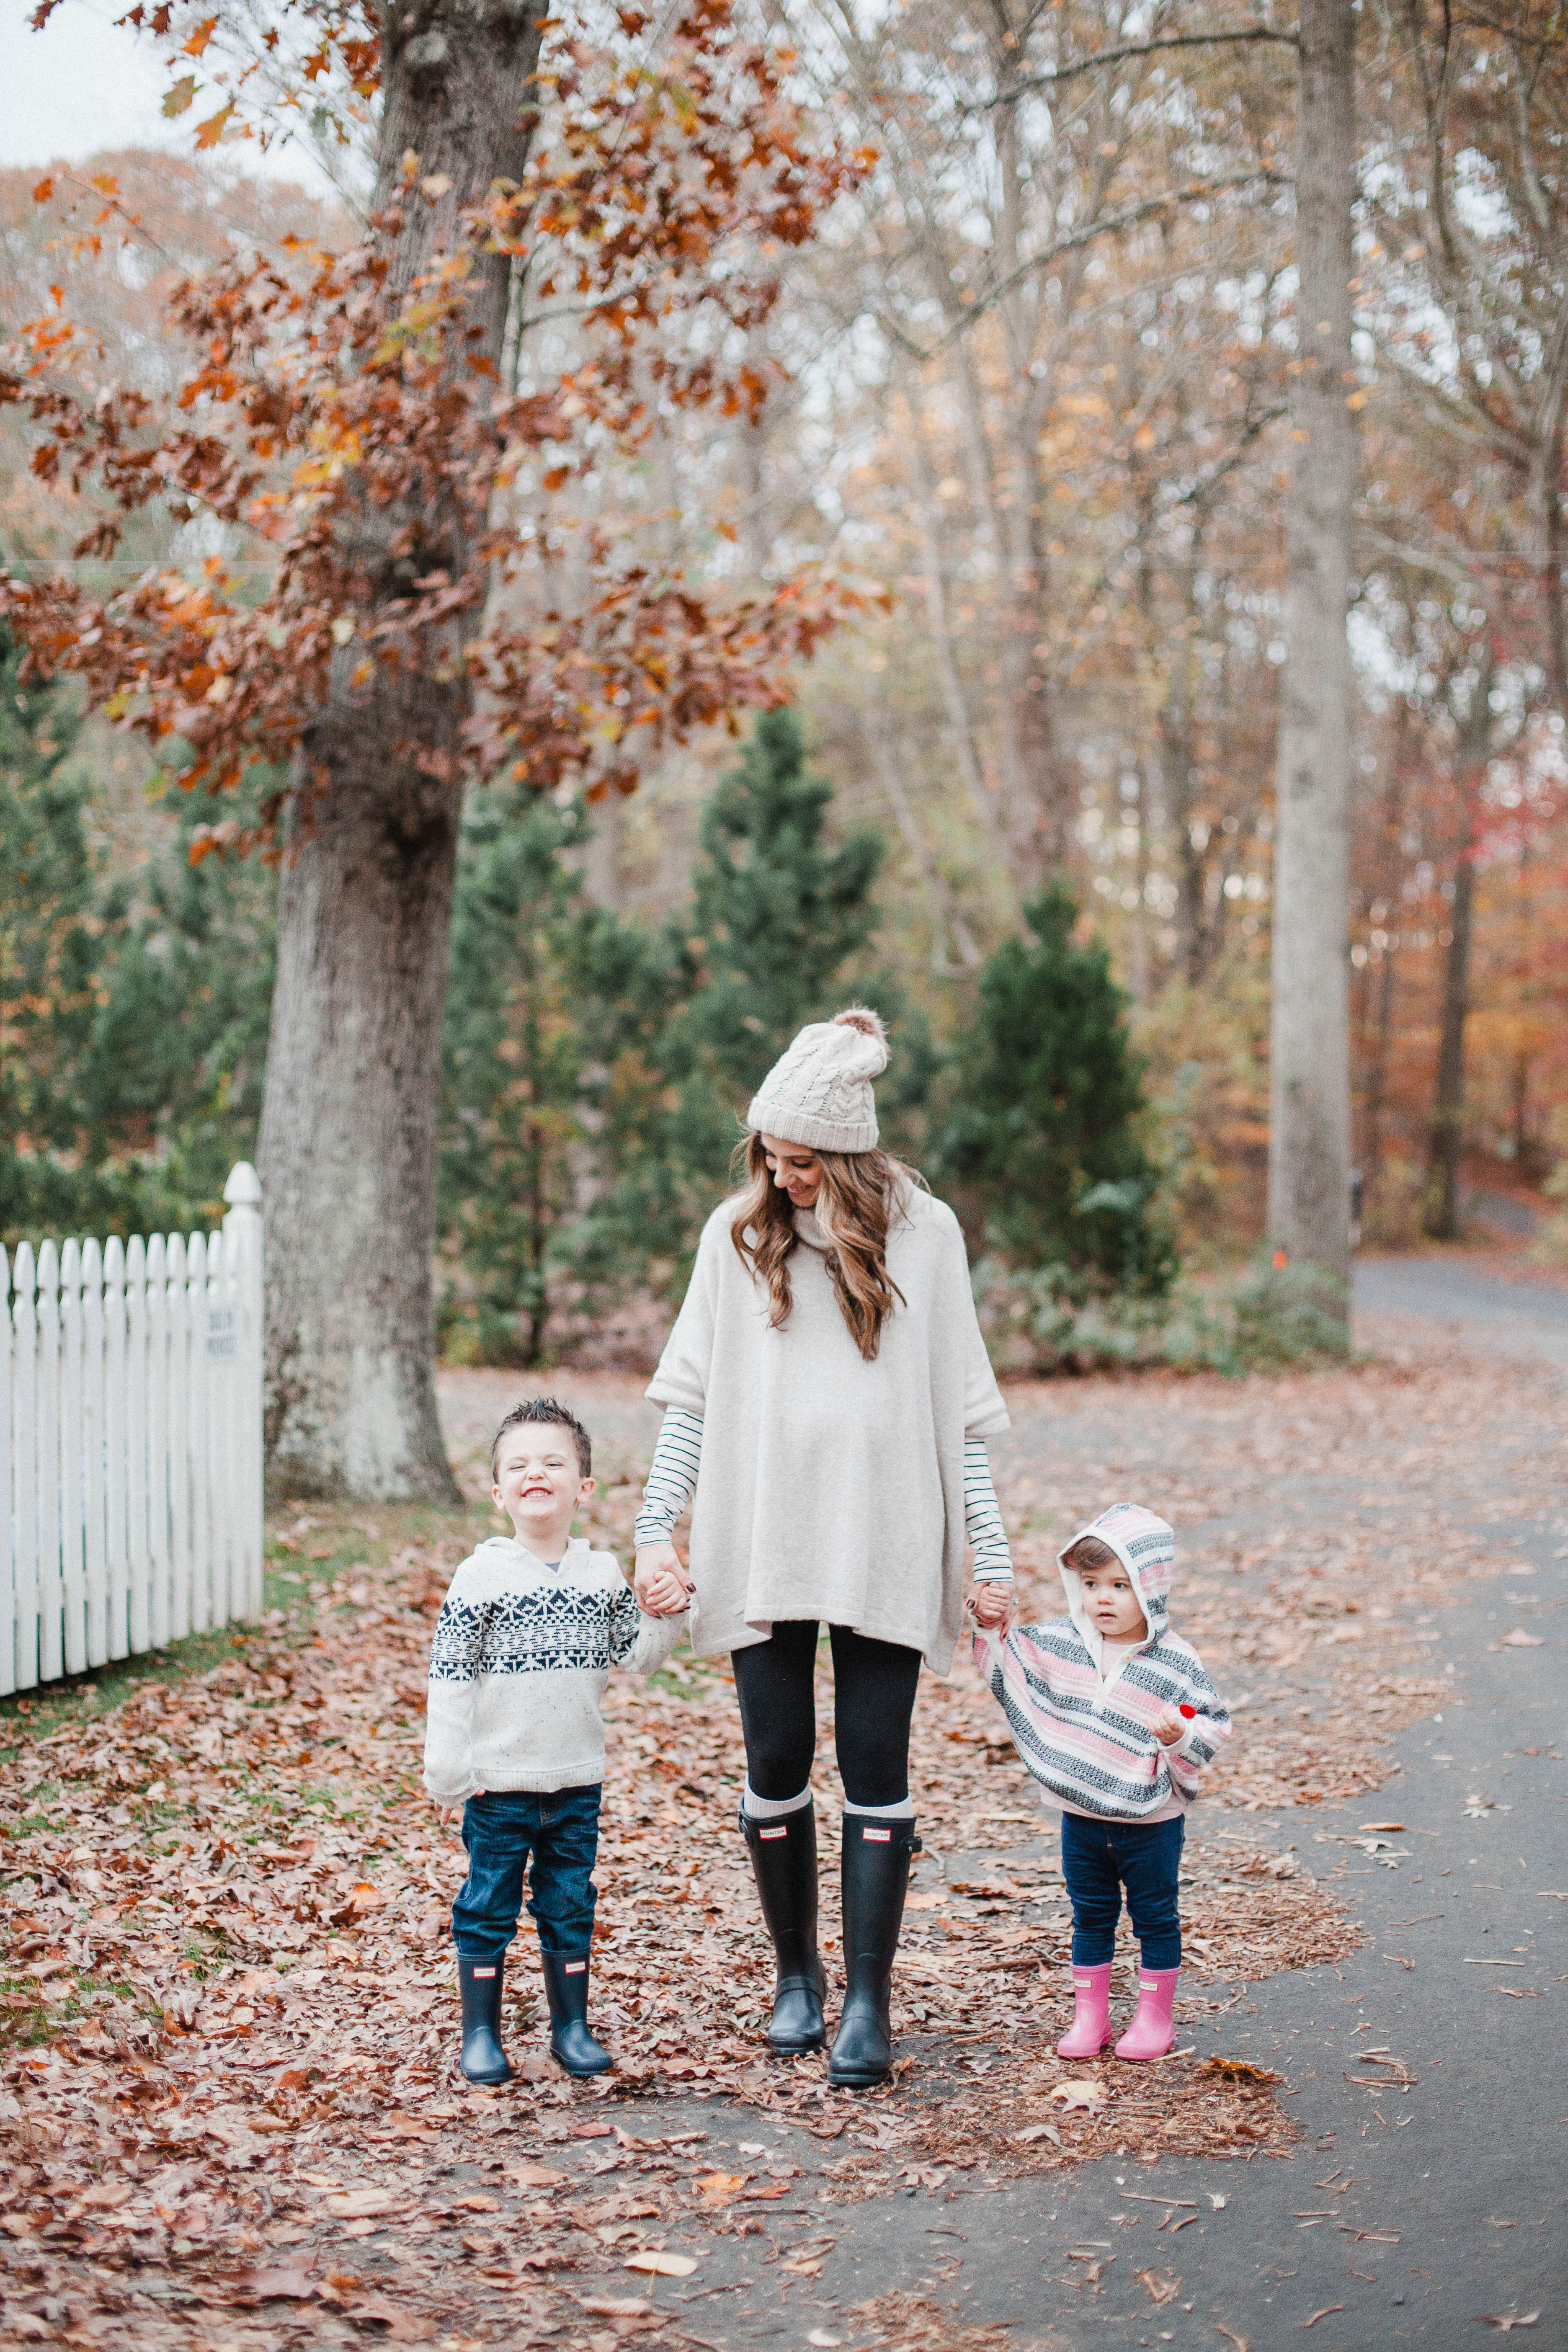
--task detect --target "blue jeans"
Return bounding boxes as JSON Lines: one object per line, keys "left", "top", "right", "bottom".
{"left": 1060, "top": 1810, "right": 1184, "bottom": 1970}
{"left": 451, "top": 1785, "right": 601, "bottom": 1960}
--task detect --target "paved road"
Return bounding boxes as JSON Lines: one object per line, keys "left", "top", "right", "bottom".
{"left": 1354, "top": 1251, "right": 1568, "bottom": 1373}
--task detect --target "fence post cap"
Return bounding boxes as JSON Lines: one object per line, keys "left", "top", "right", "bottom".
{"left": 223, "top": 1162, "right": 263, "bottom": 1210}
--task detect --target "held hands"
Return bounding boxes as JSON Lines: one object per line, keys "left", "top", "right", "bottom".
{"left": 1150, "top": 1702, "right": 1189, "bottom": 1747}
{"left": 634, "top": 1542, "right": 695, "bottom": 1618}
{"left": 970, "top": 1580, "right": 1014, "bottom": 1631}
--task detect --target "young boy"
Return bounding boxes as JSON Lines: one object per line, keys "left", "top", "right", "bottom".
{"left": 423, "top": 1398, "right": 687, "bottom": 2084}
{"left": 970, "top": 1502, "right": 1230, "bottom": 2061}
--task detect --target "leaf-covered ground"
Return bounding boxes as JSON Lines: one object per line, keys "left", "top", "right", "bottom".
{"left": 2, "top": 1342, "right": 1559, "bottom": 2351}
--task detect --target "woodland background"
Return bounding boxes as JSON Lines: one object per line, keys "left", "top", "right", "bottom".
{"left": 5, "top": 0, "right": 1568, "bottom": 1385}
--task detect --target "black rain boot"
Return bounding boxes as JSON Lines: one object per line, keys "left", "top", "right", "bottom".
{"left": 457, "top": 1956, "right": 512, "bottom": 2086}
{"left": 740, "top": 1801, "right": 826, "bottom": 2054}
{"left": 540, "top": 1949, "right": 613, "bottom": 2077}
{"left": 828, "top": 1815, "right": 921, "bottom": 2089}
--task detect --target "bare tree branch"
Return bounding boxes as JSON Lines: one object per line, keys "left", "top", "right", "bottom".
{"left": 889, "top": 173, "right": 1292, "bottom": 359}
{"left": 986, "top": 23, "right": 1299, "bottom": 107}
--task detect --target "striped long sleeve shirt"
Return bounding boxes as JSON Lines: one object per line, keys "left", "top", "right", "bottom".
{"left": 634, "top": 1407, "right": 1014, "bottom": 1581}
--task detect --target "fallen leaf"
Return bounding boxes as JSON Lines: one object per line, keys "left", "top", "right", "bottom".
{"left": 626, "top": 2251, "right": 699, "bottom": 2277}
{"left": 234, "top": 2267, "right": 319, "bottom": 2301}
{"left": 579, "top": 2299, "right": 652, "bottom": 2318}
{"left": 79, "top": 2182, "right": 134, "bottom": 2209}
{"left": 1359, "top": 1821, "right": 1405, "bottom": 1832}
{"left": 1202, "top": 2057, "right": 1281, "bottom": 2085}
{"left": 1015, "top": 2122, "right": 1063, "bottom": 2146}
{"left": 505, "top": 2165, "right": 565, "bottom": 2189}
{"left": 807, "top": 2334, "right": 843, "bottom": 2349}
{"left": 1474, "top": 2320, "right": 1540, "bottom": 2334}
{"left": 1500, "top": 1631, "right": 1544, "bottom": 1648}
{"left": 691, "top": 2171, "right": 749, "bottom": 2205}
{"left": 1050, "top": 2077, "right": 1107, "bottom": 2109}
{"left": 1209, "top": 2194, "right": 1228, "bottom": 2210}
{"left": 324, "top": 2189, "right": 399, "bottom": 2219}
{"left": 341, "top": 2295, "right": 401, "bottom": 2328}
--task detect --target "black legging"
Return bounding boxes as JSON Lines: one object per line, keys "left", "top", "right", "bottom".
{"left": 731, "top": 1621, "right": 923, "bottom": 1810}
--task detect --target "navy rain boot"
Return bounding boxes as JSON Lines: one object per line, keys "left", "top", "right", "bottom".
{"left": 541, "top": 1949, "right": 613, "bottom": 2076}
{"left": 457, "top": 1957, "right": 512, "bottom": 2085}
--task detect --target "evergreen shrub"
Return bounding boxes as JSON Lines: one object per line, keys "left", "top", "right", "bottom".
{"left": 934, "top": 886, "right": 1175, "bottom": 1296}
{"left": 973, "top": 1253, "right": 1352, "bottom": 1377}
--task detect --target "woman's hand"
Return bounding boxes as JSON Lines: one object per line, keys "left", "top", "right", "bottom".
{"left": 1150, "top": 1702, "right": 1187, "bottom": 1747}
{"left": 970, "top": 1580, "right": 1014, "bottom": 1631}
{"left": 635, "top": 1542, "right": 695, "bottom": 1617}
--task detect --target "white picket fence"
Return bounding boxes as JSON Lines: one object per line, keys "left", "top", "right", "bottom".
{"left": 0, "top": 1163, "right": 264, "bottom": 1693}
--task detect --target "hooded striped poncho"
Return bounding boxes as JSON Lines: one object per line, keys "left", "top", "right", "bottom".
{"left": 973, "top": 1502, "right": 1231, "bottom": 1821}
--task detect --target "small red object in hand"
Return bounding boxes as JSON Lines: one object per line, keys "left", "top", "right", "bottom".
{"left": 1179, "top": 1704, "right": 1197, "bottom": 1719}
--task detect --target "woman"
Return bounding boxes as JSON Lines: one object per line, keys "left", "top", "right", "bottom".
{"left": 633, "top": 1007, "right": 1016, "bottom": 2087}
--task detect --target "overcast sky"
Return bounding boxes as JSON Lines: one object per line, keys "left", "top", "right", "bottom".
{"left": 2, "top": 0, "right": 180, "bottom": 168}
{"left": 0, "top": 0, "right": 340, "bottom": 191}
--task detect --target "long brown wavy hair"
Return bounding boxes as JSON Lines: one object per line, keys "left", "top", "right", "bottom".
{"left": 730, "top": 1132, "right": 923, "bottom": 1361}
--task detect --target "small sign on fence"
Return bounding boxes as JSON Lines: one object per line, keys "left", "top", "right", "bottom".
{"left": 0, "top": 1163, "right": 264, "bottom": 1694}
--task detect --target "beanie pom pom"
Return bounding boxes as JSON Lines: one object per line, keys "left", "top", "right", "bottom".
{"left": 833, "top": 1005, "right": 886, "bottom": 1044}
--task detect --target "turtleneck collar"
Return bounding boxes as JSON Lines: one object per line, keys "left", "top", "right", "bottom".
{"left": 792, "top": 1205, "right": 831, "bottom": 1251}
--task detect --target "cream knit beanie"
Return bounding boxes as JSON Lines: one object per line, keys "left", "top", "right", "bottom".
{"left": 746, "top": 1007, "right": 889, "bottom": 1155}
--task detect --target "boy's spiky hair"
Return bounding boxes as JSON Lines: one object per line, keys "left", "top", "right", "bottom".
{"left": 490, "top": 1398, "right": 592, "bottom": 1483}
{"left": 1063, "top": 1533, "right": 1120, "bottom": 1574}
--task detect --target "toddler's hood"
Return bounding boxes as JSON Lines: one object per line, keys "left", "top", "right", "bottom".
{"left": 1057, "top": 1502, "right": 1176, "bottom": 1649}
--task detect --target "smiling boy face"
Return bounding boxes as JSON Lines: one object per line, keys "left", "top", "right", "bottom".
{"left": 491, "top": 1424, "right": 595, "bottom": 1559}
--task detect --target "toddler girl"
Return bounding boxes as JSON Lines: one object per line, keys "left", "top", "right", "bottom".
{"left": 971, "top": 1502, "right": 1230, "bottom": 2060}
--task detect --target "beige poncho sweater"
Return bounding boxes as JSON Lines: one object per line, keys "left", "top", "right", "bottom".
{"left": 645, "top": 1182, "right": 1009, "bottom": 1675}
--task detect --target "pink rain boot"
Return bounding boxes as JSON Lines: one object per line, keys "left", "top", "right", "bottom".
{"left": 1114, "top": 1966, "right": 1179, "bottom": 2060}
{"left": 1056, "top": 1963, "right": 1114, "bottom": 2059}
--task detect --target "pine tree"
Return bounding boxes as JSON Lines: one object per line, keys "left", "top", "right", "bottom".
{"left": 84, "top": 789, "right": 276, "bottom": 1235}
{"left": 936, "top": 887, "right": 1174, "bottom": 1292}
{"left": 438, "top": 788, "right": 681, "bottom": 1362}
{"left": 0, "top": 627, "right": 276, "bottom": 1243}
{"left": 0, "top": 633, "right": 103, "bottom": 1240}
{"left": 662, "top": 707, "right": 887, "bottom": 1193}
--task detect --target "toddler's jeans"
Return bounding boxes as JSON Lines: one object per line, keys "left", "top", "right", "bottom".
{"left": 451, "top": 1784, "right": 601, "bottom": 1960}
{"left": 1059, "top": 1809, "right": 1183, "bottom": 1970}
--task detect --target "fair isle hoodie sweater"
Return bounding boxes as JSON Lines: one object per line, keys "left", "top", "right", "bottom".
{"left": 972, "top": 1503, "right": 1231, "bottom": 1821}
{"left": 422, "top": 1537, "right": 686, "bottom": 1802}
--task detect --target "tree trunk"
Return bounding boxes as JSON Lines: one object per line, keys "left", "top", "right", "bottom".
{"left": 260, "top": 726, "right": 463, "bottom": 1498}
{"left": 1266, "top": 0, "right": 1356, "bottom": 1311}
{"left": 1539, "top": 425, "right": 1567, "bottom": 723}
{"left": 1360, "top": 708, "right": 1408, "bottom": 1204}
{"left": 1421, "top": 819, "right": 1476, "bottom": 1240}
{"left": 1421, "top": 657, "right": 1493, "bottom": 1241}
{"left": 259, "top": 0, "right": 548, "bottom": 1500}
{"left": 1363, "top": 932, "right": 1396, "bottom": 1199}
